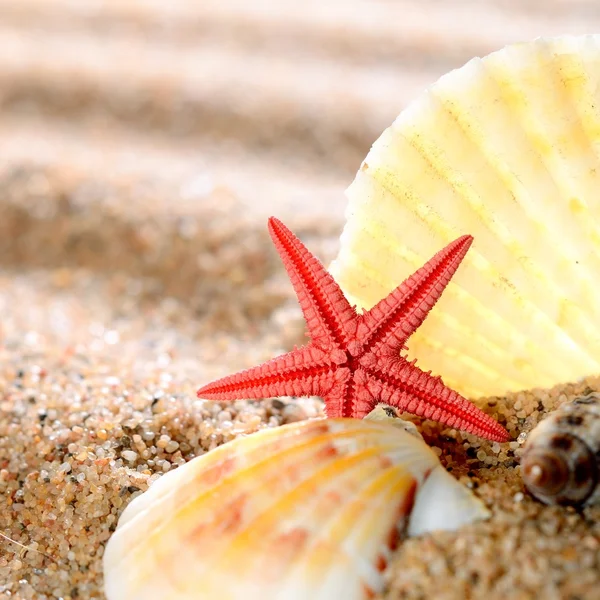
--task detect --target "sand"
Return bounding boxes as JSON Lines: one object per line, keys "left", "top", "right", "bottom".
{"left": 2, "top": 170, "right": 599, "bottom": 600}
{"left": 1, "top": 2, "right": 600, "bottom": 599}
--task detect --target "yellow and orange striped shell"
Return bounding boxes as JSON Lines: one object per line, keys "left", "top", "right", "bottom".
{"left": 103, "top": 412, "right": 488, "bottom": 600}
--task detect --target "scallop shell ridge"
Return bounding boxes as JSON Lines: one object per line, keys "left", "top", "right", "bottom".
{"left": 103, "top": 416, "right": 489, "bottom": 600}
{"left": 331, "top": 34, "right": 600, "bottom": 398}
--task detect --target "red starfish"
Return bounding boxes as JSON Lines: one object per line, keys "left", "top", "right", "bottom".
{"left": 197, "top": 217, "right": 509, "bottom": 442}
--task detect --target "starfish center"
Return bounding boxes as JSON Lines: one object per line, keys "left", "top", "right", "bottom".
{"left": 197, "top": 217, "right": 510, "bottom": 443}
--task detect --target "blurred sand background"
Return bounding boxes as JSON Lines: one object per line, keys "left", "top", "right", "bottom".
{"left": 1, "top": 1, "right": 600, "bottom": 599}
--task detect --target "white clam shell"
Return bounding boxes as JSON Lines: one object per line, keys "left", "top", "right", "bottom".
{"left": 103, "top": 416, "right": 489, "bottom": 600}
{"left": 331, "top": 35, "right": 600, "bottom": 398}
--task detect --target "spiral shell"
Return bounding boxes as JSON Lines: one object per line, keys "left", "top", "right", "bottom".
{"left": 103, "top": 411, "right": 489, "bottom": 600}
{"left": 521, "top": 393, "right": 600, "bottom": 506}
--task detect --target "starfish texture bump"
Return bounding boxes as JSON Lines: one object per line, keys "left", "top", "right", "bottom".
{"left": 197, "top": 217, "right": 509, "bottom": 442}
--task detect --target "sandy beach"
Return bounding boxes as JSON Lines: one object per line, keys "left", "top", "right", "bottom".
{"left": 1, "top": 2, "right": 600, "bottom": 598}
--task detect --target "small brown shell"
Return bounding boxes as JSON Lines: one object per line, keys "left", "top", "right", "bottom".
{"left": 521, "top": 393, "right": 600, "bottom": 506}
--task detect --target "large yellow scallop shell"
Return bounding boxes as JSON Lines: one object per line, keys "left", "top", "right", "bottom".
{"left": 331, "top": 35, "right": 600, "bottom": 398}
{"left": 103, "top": 414, "right": 488, "bottom": 600}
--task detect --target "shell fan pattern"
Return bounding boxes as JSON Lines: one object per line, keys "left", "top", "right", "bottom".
{"left": 103, "top": 412, "right": 490, "bottom": 600}
{"left": 331, "top": 34, "right": 600, "bottom": 399}
{"left": 522, "top": 393, "right": 600, "bottom": 507}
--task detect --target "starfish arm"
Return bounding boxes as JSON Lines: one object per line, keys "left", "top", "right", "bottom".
{"left": 356, "top": 358, "right": 509, "bottom": 442}
{"left": 356, "top": 235, "right": 472, "bottom": 355}
{"left": 321, "top": 369, "right": 372, "bottom": 419}
{"left": 197, "top": 344, "right": 349, "bottom": 401}
{"left": 268, "top": 217, "right": 357, "bottom": 352}
{"left": 317, "top": 368, "right": 358, "bottom": 418}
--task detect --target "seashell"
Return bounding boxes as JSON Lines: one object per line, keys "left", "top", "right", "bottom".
{"left": 364, "top": 404, "right": 422, "bottom": 438}
{"left": 521, "top": 392, "right": 600, "bottom": 506}
{"left": 331, "top": 35, "right": 600, "bottom": 398}
{"left": 103, "top": 412, "right": 489, "bottom": 600}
